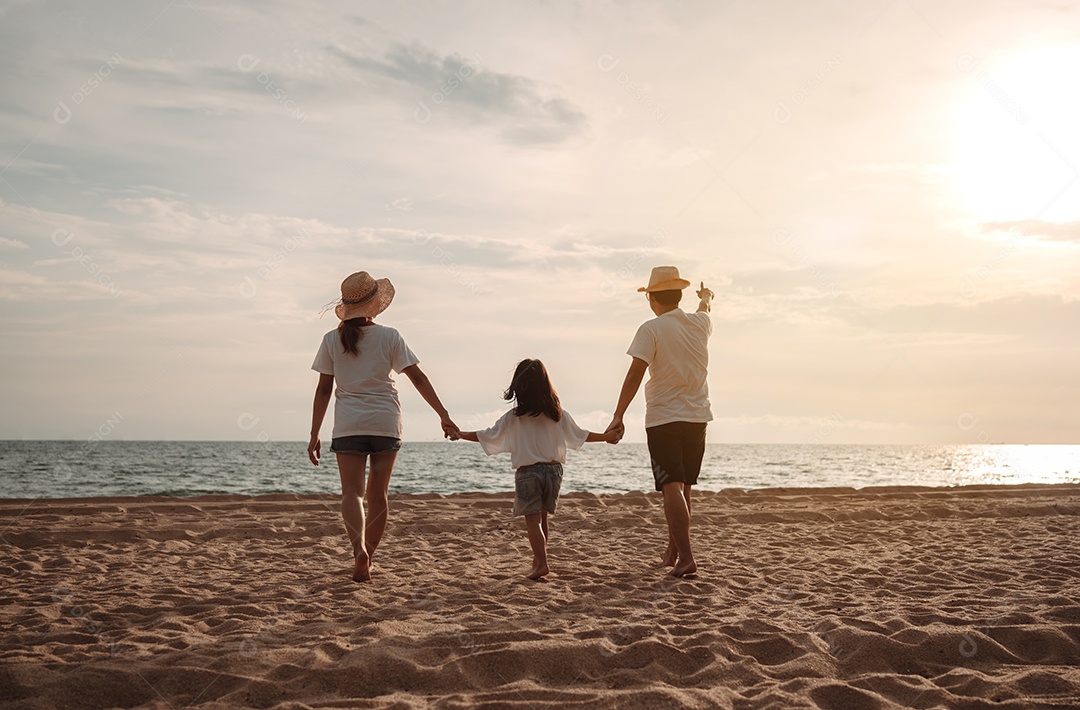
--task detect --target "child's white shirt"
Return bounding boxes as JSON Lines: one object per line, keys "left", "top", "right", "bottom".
{"left": 476, "top": 410, "right": 589, "bottom": 469}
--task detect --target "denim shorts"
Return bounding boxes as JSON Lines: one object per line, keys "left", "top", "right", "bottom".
{"left": 512, "top": 462, "right": 563, "bottom": 517}
{"left": 329, "top": 435, "right": 402, "bottom": 455}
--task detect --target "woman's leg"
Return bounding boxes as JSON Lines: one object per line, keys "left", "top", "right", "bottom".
{"left": 364, "top": 450, "right": 398, "bottom": 560}
{"left": 337, "top": 453, "right": 371, "bottom": 582}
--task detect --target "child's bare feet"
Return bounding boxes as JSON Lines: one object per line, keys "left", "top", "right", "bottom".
{"left": 352, "top": 552, "right": 371, "bottom": 582}
{"left": 668, "top": 559, "right": 697, "bottom": 577}
{"left": 527, "top": 562, "right": 550, "bottom": 580}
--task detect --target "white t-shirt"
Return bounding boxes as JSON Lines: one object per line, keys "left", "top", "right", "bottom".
{"left": 311, "top": 325, "right": 419, "bottom": 438}
{"left": 476, "top": 409, "right": 590, "bottom": 469}
{"left": 627, "top": 308, "right": 713, "bottom": 428}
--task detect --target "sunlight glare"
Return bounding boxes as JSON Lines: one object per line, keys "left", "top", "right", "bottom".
{"left": 951, "top": 45, "right": 1080, "bottom": 223}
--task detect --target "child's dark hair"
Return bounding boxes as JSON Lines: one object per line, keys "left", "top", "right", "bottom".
{"left": 504, "top": 359, "right": 561, "bottom": 422}
{"left": 338, "top": 318, "right": 366, "bottom": 356}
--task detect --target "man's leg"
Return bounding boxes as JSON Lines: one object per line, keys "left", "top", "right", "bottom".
{"left": 662, "top": 485, "right": 693, "bottom": 566}
{"left": 662, "top": 481, "right": 697, "bottom": 577}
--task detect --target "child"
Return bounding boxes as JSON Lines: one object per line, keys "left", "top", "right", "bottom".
{"left": 451, "top": 359, "right": 617, "bottom": 579}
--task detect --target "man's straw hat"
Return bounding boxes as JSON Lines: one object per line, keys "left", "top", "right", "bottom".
{"left": 638, "top": 266, "right": 691, "bottom": 292}
{"left": 330, "top": 271, "right": 395, "bottom": 320}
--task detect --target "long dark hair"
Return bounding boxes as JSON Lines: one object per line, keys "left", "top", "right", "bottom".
{"left": 504, "top": 359, "right": 561, "bottom": 422}
{"left": 338, "top": 318, "right": 368, "bottom": 356}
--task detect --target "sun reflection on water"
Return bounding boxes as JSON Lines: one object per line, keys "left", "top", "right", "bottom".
{"left": 941, "top": 445, "right": 1080, "bottom": 487}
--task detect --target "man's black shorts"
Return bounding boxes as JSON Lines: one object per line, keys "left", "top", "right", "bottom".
{"left": 646, "top": 421, "right": 707, "bottom": 491}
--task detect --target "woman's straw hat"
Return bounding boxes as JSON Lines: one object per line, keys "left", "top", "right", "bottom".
{"left": 331, "top": 271, "right": 395, "bottom": 320}
{"left": 638, "top": 266, "right": 691, "bottom": 292}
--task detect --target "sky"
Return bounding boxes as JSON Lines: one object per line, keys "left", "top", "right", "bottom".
{"left": 0, "top": 0, "right": 1078, "bottom": 445}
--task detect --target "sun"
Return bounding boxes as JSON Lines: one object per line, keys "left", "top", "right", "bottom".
{"left": 950, "top": 45, "right": 1080, "bottom": 224}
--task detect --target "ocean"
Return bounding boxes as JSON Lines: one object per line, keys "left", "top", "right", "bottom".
{"left": 0, "top": 441, "right": 1077, "bottom": 500}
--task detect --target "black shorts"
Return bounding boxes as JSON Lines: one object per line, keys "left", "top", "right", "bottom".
{"left": 329, "top": 435, "right": 402, "bottom": 455}
{"left": 646, "top": 421, "right": 707, "bottom": 491}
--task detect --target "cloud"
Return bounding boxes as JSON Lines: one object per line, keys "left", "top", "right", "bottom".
{"left": 982, "top": 219, "right": 1080, "bottom": 243}
{"left": 0, "top": 236, "right": 27, "bottom": 249}
{"left": 331, "top": 42, "right": 587, "bottom": 144}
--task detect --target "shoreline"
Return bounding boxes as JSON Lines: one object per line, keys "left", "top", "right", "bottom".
{"left": 2, "top": 479, "right": 1079, "bottom": 505}
{"left": 3, "top": 483, "right": 1079, "bottom": 708}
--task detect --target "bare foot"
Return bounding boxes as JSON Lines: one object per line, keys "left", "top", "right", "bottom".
{"left": 669, "top": 559, "right": 697, "bottom": 578}
{"left": 661, "top": 544, "right": 677, "bottom": 567}
{"left": 527, "top": 563, "right": 550, "bottom": 580}
{"left": 352, "top": 552, "right": 371, "bottom": 582}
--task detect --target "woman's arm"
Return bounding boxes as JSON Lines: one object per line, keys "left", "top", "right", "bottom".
{"left": 401, "top": 364, "right": 459, "bottom": 439}
{"left": 308, "top": 373, "right": 334, "bottom": 466}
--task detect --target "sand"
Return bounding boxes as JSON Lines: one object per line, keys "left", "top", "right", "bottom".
{"left": 1, "top": 483, "right": 1079, "bottom": 709}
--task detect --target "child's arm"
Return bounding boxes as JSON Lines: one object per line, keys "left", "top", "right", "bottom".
{"left": 454, "top": 430, "right": 480, "bottom": 442}
{"left": 586, "top": 430, "right": 619, "bottom": 444}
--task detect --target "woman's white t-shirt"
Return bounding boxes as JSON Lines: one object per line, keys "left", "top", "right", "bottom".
{"left": 476, "top": 409, "right": 590, "bottom": 469}
{"left": 311, "top": 325, "right": 419, "bottom": 439}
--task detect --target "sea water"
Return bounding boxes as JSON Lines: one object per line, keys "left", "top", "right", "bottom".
{"left": 0, "top": 441, "right": 1077, "bottom": 499}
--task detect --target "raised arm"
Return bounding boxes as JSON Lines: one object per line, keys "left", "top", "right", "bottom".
{"left": 605, "top": 357, "right": 648, "bottom": 442}
{"left": 308, "top": 373, "right": 334, "bottom": 466}
{"left": 401, "top": 364, "right": 459, "bottom": 439}
{"left": 696, "top": 281, "right": 714, "bottom": 313}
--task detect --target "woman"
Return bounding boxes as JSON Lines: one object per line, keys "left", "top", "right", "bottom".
{"left": 308, "top": 271, "right": 457, "bottom": 582}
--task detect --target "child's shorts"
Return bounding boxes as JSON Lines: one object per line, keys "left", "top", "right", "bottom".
{"left": 512, "top": 462, "right": 563, "bottom": 517}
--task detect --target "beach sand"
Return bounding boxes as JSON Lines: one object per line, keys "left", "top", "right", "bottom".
{"left": 2, "top": 483, "right": 1079, "bottom": 709}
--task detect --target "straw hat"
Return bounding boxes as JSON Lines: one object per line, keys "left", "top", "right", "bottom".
{"left": 638, "top": 266, "right": 691, "bottom": 292}
{"left": 331, "top": 271, "right": 395, "bottom": 320}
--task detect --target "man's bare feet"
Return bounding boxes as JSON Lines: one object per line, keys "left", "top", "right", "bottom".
{"left": 527, "top": 562, "right": 550, "bottom": 580}
{"left": 352, "top": 552, "right": 371, "bottom": 582}
{"left": 661, "top": 544, "right": 677, "bottom": 567}
{"left": 668, "top": 559, "right": 697, "bottom": 577}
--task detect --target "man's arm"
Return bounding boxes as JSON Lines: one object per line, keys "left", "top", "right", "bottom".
{"left": 696, "top": 281, "right": 714, "bottom": 313}
{"left": 605, "top": 357, "right": 648, "bottom": 442}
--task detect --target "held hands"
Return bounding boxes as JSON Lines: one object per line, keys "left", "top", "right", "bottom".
{"left": 604, "top": 416, "right": 625, "bottom": 445}
{"left": 441, "top": 417, "right": 461, "bottom": 441}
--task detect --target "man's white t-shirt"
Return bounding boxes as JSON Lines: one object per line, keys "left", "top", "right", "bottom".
{"left": 311, "top": 325, "right": 419, "bottom": 438}
{"left": 627, "top": 308, "right": 713, "bottom": 428}
{"left": 476, "top": 410, "right": 590, "bottom": 469}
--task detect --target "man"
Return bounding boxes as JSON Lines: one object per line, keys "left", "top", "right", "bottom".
{"left": 606, "top": 266, "right": 713, "bottom": 577}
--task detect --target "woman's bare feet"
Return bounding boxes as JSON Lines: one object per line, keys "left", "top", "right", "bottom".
{"left": 668, "top": 559, "right": 697, "bottom": 577}
{"left": 352, "top": 551, "right": 371, "bottom": 582}
{"left": 527, "top": 561, "right": 550, "bottom": 580}
{"left": 661, "top": 544, "right": 677, "bottom": 567}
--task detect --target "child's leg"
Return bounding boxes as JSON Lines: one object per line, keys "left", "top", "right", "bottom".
{"left": 364, "top": 450, "right": 399, "bottom": 561}
{"left": 524, "top": 513, "right": 549, "bottom": 579}
{"left": 337, "top": 453, "right": 371, "bottom": 582}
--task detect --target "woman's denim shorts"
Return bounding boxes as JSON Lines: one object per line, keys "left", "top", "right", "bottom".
{"left": 329, "top": 435, "right": 402, "bottom": 455}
